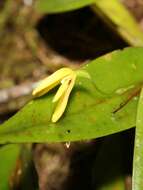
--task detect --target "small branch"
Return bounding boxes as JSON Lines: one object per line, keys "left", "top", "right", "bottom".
{"left": 0, "top": 82, "right": 35, "bottom": 104}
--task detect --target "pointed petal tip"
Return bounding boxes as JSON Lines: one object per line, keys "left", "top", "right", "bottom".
{"left": 51, "top": 114, "right": 59, "bottom": 123}
{"left": 32, "top": 90, "right": 37, "bottom": 96}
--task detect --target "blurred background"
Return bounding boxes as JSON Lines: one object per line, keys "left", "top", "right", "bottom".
{"left": 0, "top": 0, "right": 143, "bottom": 189}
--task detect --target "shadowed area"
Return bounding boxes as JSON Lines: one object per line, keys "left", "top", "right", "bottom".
{"left": 37, "top": 7, "right": 127, "bottom": 61}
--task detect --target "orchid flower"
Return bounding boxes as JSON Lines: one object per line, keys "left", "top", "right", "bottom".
{"left": 32, "top": 67, "right": 90, "bottom": 123}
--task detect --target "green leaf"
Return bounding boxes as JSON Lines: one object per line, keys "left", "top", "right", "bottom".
{"left": 92, "top": 0, "right": 143, "bottom": 46}
{"left": 132, "top": 87, "right": 143, "bottom": 190}
{"left": 36, "top": 0, "right": 143, "bottom": 47}
{"left": 0, "top": 47, "right": 143, "bottom": 143}
{"left": 35, "top": 0, "right": 95, "bottom": 13}
{"left": 0, "top": 144, "right": 20, "bottom": 190}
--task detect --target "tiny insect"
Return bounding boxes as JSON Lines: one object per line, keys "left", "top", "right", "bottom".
{"left": 32, "top": 67, "right": 90, "bottom": 123}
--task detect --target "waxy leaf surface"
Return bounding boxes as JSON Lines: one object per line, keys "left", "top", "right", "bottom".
{"left": 0, "top": 48, "right": 143, "bottom": 143}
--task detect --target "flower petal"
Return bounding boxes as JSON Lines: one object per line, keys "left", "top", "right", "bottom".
{"left": 32, "top": 68, "right": 73, "bottom": 97}
{"left": 52, "top": 73, "right": 76, "bottom": 123}
{"left": 52, "top": 76, "right": 72, "bottom": 103}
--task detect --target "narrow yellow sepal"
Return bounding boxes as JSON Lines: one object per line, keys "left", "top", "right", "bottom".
{"left": 51, "top": 73, "right": 76, "bottom": 123}
{"left": 32, "top": 68, "right": 73, "bottom": 97}
{"left": 52, "top": 76, "right": 72, "bottom": 103}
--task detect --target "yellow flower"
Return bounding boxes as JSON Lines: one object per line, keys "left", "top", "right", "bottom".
{"left": 32, "top": 67, "right": 90, "bottom": 123}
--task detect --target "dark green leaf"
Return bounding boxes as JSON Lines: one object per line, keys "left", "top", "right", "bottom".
{"left": 0, "top": 144, "right": 20, "bottom": 190}
{"left": 35, "top": 0, "right": 95, "bottom": 13}
{"left": 0, "top": 47, "right": 143, "bottom": 143}
{"left": 35, "top": 0, "right": 143, "bottom": 46}
{"left": 92, "top": 0, "right": 143, "bottom": 46}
